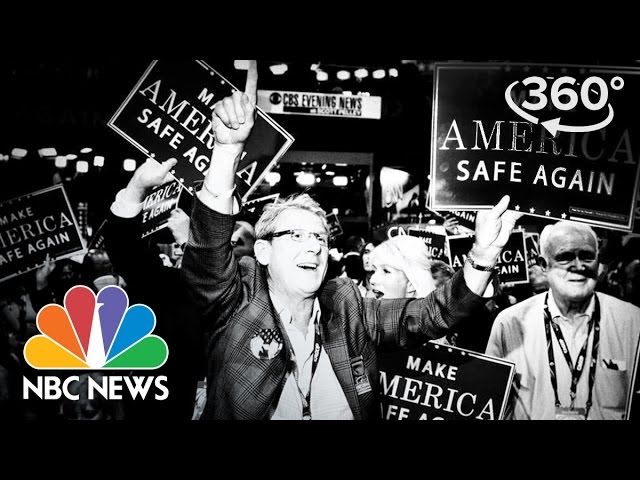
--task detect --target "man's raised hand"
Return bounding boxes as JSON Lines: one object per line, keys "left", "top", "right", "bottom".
{"left": 211, "top": 60, "right": 258, "bottom": 147}
{"left": 473, "top": 195, "right": 524, "bottom": 260}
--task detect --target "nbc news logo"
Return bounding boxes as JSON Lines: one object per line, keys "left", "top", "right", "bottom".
{"left": 23, "top": 285, "right": 169, "bottom": 401}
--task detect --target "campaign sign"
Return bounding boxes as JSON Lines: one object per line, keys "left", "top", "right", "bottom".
{"left": 407, "top": 228, "right": 449, "bottom": 263}
{"left": 108, "top": 60, "right": 295, "bottom": 201}
{"left": 326, "top": 212, "right": 344, "bottom": 240}
{"left": 437, "top": 210, "right": 477, "bottom": 231}
{"left": 372, "top": 222, "right": 446, "bottom": 244}
{"left": 431, "top": 62, "right": 640, "bottom": 231}
{"left": 626, "top": 334, "right": 640, "bottom": 420}
{"left": 0, "top": 185, "right": 85, "bottom": 283}
{"left": 258, "top": 90, "right": 382, "bottom": 120}
{"left": 379, "top": 342, "right": 515, "bottom": 420}
{"left": 140, "top": 180, "right": 183, "bottom": 238}
{"left": 525, "top": 232, "right": 541, "bottom": 267}
{"left": 447, "top": 230, "right": 530, "bottom": 284}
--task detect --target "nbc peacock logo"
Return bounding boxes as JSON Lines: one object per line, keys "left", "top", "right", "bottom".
{"left": 24, "top": 285, "right": 168, "bottom": 370}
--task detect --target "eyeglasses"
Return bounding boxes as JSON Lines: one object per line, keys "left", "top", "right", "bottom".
{"left": 553, "top": 250, "right": 597, "bottom": 264}
{"left": 266, "top": 229, "right": 330, "bottom": 247}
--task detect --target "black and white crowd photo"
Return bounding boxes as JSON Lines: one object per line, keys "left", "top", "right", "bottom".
{"left": 2, "top": 56, "right": 640, "bottom": 424}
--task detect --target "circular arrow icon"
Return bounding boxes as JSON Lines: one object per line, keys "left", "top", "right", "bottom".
{"left": 505, "top": 80, "right": 615, "bottom": 136}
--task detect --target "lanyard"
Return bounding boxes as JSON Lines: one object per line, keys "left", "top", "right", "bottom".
{"left": 290, "top": 318, "right": 323, "bottom": 420}
{"left": 543, "top": 293, "right": 600, "bottom": 418}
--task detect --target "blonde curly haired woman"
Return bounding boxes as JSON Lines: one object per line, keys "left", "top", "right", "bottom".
{"left": 369, "top": 235, "right": 494, "bottom": 352}
{"left": 368, "top": 235, "right": 436, "bottom": 300}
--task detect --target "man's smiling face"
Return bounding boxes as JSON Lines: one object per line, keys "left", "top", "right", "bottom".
{"left": 258, "top": 208, "right": 329, "bottom": 301}
{"left": 544, "top": 224, "right": 599, "bottom": 305}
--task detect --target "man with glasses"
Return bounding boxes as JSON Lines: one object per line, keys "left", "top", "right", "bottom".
{"left": 182, "top": 61, "right": 523, "bottom": 420}
{"left": 486, "top": 220, "right": 640, "bottom": 420}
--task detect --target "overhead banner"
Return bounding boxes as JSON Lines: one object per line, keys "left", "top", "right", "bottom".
{"left": 379, "top": 342, "right": 515, "bottom": 420}
{"left": 447, "top": 230, "right": 529, "bottom": 284}
{"left": 407, "top": 228, "right": 449, "bottom": 263}
{"left": 258, "top": 90, "right": 382, "bottom": 120}
{"left": 431, "top": 62, "right": 640, "bottom": 232}
{"left": 140, "top": 180, "right": 183, "bottom": 238}
{"left": 108, "top": 60, "right": 295, "bottom": 201}
{"left": 0, "top": 185, "right": 85, "bottom": 283}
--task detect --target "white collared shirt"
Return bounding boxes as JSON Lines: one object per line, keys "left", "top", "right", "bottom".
{"left": 270, "top": 295, "right": 353, "bottom": 420}
{"left": 548, "top": 290, "right": 596, "bottom": 361}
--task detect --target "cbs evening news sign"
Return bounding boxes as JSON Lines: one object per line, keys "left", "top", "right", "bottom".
{"left": 258, "top": 90, "right": 382, "bottom": 120}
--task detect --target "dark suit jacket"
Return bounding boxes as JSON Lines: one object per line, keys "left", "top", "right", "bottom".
{"left": 103, "top": 213, "right": 204, "bottom": 420}
{"left": 183, "top": 197, "right": 489, "bottom": 420}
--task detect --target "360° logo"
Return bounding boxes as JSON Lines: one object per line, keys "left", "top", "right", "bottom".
{"left": 505, "top": 74, "right": 624, "bottom": 136}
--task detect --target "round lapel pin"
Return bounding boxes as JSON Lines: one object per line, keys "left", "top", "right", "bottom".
{"left": 250, "top": 328, "right": 283, "bottom": 360}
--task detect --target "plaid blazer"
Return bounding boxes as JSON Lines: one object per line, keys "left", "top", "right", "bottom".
{"left": 183, "top": 197, "right": 488, "bottom": 420}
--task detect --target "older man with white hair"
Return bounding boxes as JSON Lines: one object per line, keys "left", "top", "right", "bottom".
{"left": 486, "top": 220, "right": 640, "bottom": 420}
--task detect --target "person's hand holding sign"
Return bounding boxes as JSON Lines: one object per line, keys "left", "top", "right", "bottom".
{"left": 122, "top": 157, "right": 178, "bottom": 204}
{"left": 200, "top": 60, "right": 259, "bottom": 214}
{"left": 35, "top": 253, "right": 56, "bottom": 291}
{"left": 443, "top": 215, "right": 460, "bottom": 235}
